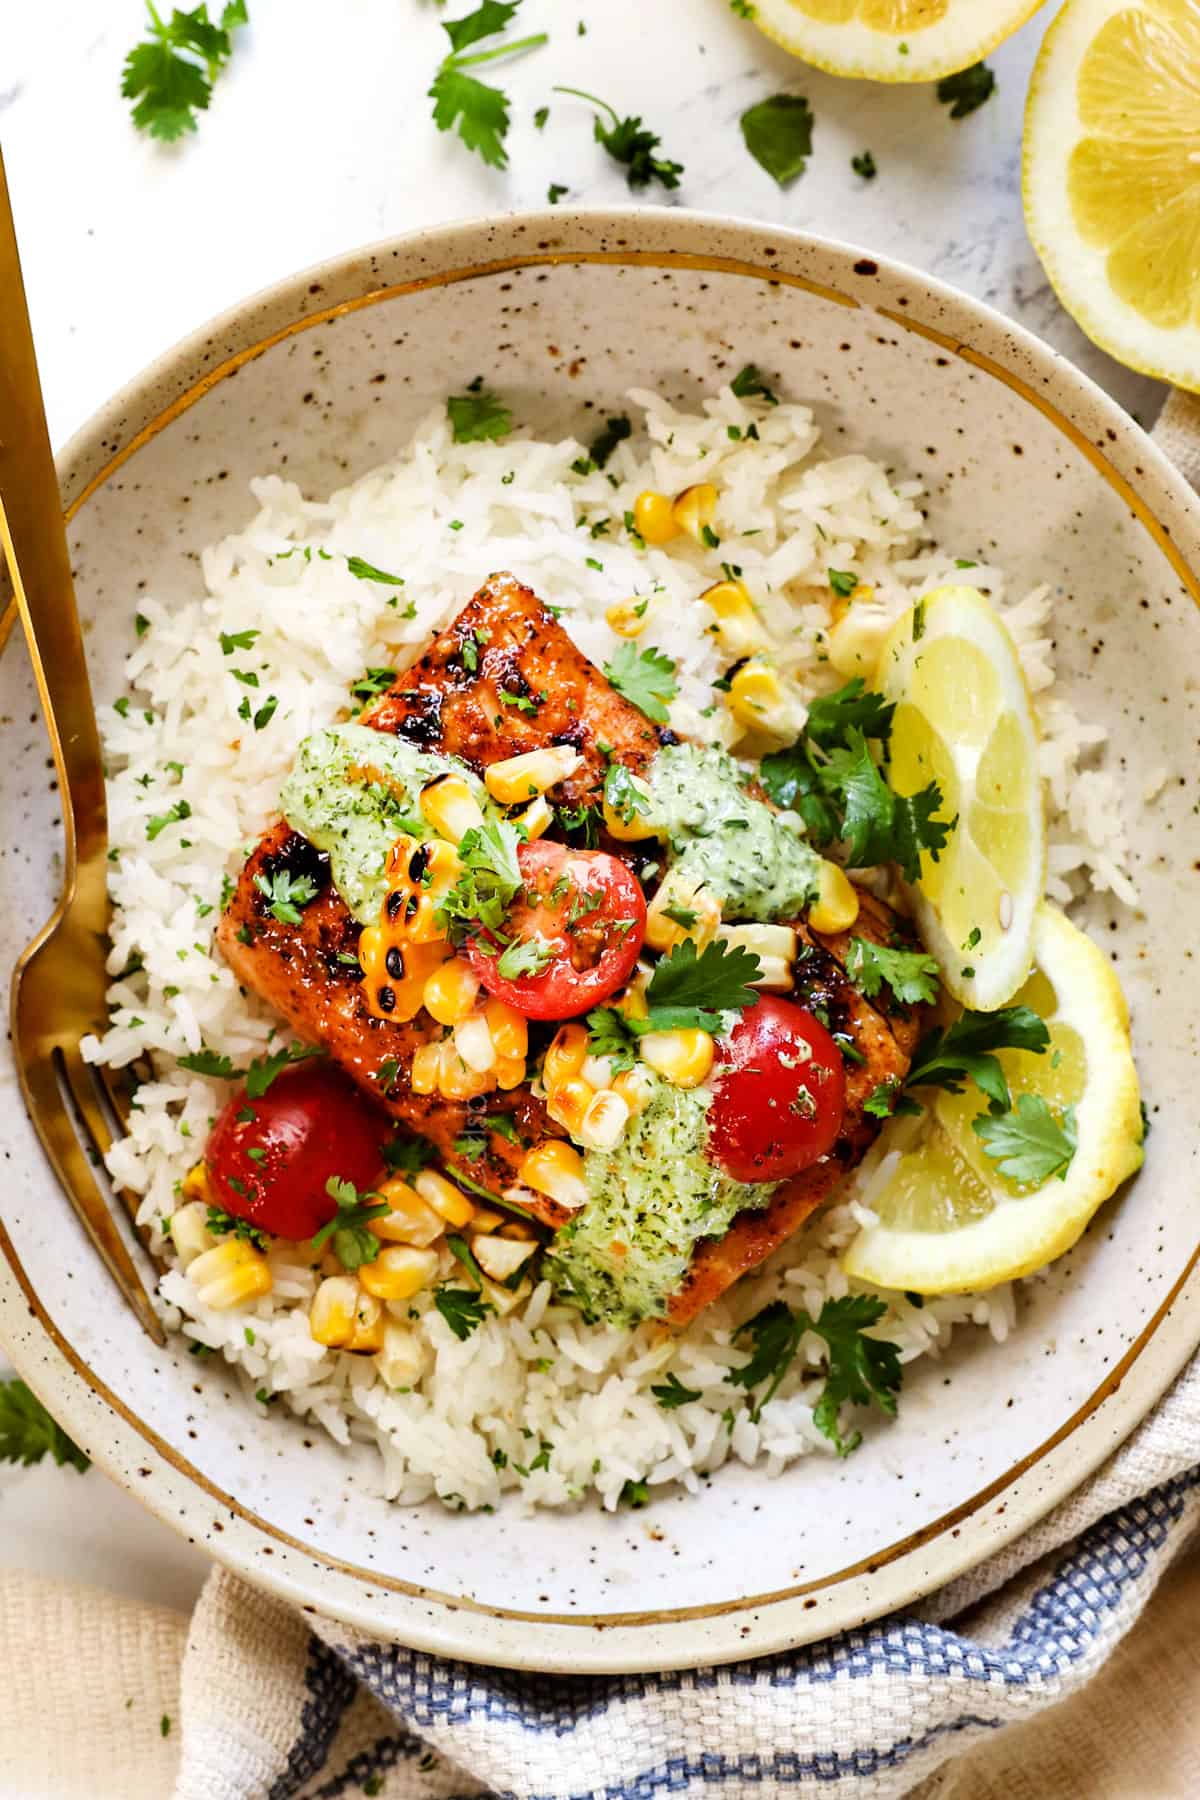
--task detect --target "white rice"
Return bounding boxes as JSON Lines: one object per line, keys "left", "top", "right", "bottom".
{"left": 82, "top": 384, "right": 1130, "bottom": 1512}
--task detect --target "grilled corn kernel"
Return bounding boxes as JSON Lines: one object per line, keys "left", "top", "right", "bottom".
{"left": 601, "top": 770, "right": 658, "bottom": 842}
{"left": 514, "top": 794, "right": 554, "bottom": 841}
{"left": 454, "top": 1011, "right": 498, "bottom": 1074}
{"left": 639, "top": 1028, "right": 715, "bottom": 1088}
{"left": 485, "top": 997, "right": 528, "bottom": 1063}
{"left": 546, "top": 1075, "right": 595, "bottom": 1136}
{"left": 168, "top": 1201, "right": 214, "bottom": 1268}
{"left": 468, "top": 1207, "right": 506, "bottom": 1234}
{"left": 718, "top": 924, "right": 797, "bottom": 991}
{"left": 809, "top": 860, "right": 860, "bottom": 933}
{"left": 419, "top": 773, "right": 486, "bottom": 844}
{"left": 672, "top": 482, "right": 718, "bottom": 543}
{"left": 727, "top": 660, "right": 797, "bottom": 740}
{"left": 612, "top": 1065, "right": 656, "bottom": 1117}
{"left": 633, "top": 489, "right": 678, "bottom": 546}
{"left": 379, "top": 835, "right": 462, "bottom": 946}
{"left": 376, "top": 1321, "right": 427, "bottom": 1389}
{"left": 370, "top": 1178, "right": 444, "bottom": 1249}
{"left": 474, "top": 1235, "right": 537, "bottom": 1283}
{"left": 359, "top": 1244, "right": 440, "bottom": 1302}
{"left": 309, "top": 1276, "right": 360, "bottom": 1347}
{"left": 415, "top": 1169, "right": 475, "bottom": 1229}
{"left": 494, "top": 1054, "right": 527, "bottom": 1091}
{"left": 358, "top": 928, "right": 450, "bottom": 1024}
{"left": 701, "top": 579, "right": 767, "bottom": 658}
{"left": 578, "top": 1088, "right": 631, "bottom": 1151}
{"left": 519, "top": 1139, "right": 588, "bottom": 1210}
{"left": 422, "top": 957, "right": 481, "bottom": 1026}
{"left": 190, "top": 1237, "right": 273, "bottom": 1310}
{"left": 543, "top": 1022, "right": 589, "bottom": 1090}
{"left": 410, "top": 1040, "right": 443, "bottom": 1095}
{"left": 484, "top": 746, "right": 582, "bottom": 805}
{"left": 828, "top": 604, "right": 888, "bottom": 679}
{"left": 181, "top": 1161, "right": 211, "bottom": 1204}
{"left": 606, "top": 598, "right": 649, "bottom": 638}
{"left": 645, "top": 871, "right": 721, "bottom": 952}
{"left": 581, "top": 1053, "right": 615, "bottom": 1090}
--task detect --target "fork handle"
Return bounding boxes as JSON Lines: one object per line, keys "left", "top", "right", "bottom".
{"left": 0, "top": 149, "right": 108, "bottom": 909}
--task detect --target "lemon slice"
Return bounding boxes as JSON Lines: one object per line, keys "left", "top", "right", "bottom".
{"left": 875, "top": 585, "right": 1044, "bottom": 1011}
{"left": 748, "top": 0, "right": 1047, "bottom": 82}
{"left": 1024, "top": 0, "right": 1200, "bottom": 391}
{"left": 843, "top": 904, "right": 1143, "bottom": 1294}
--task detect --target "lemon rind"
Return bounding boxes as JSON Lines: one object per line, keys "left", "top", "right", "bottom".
{"left": 751, "top": 0, "right": 1049, "bottom": 83}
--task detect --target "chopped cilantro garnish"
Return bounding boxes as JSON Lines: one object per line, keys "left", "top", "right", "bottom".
{"left": 205, "top": 1206, "right": 268, "bottom": 1251}
{"left": 219, "top": 627, "right": 259, "bottom": 655}
{"left": 845, "top": 937, "right": 940, "bottom": 1007}
{"left": 851, "top": 150, "right": 877, "bottom": 179}
{"left": 905, "top": 1006, "right": 1050, "bottom": 1113}
{"left": 651, "top": 1372, "right": 702, "bottom": 1410}
{"left": 346, "top": 556, "right": 405, "bottom": 585}
{"left": 495, "top": 936, "right": 554, "bottom": 979}
{"left": 253, "top": 867, "right": 319, "bottom": 925}
{"left": 434, "top": 1285, "right": 495, "bottom": 1340}
{"left": 729, "top": 1295, "right": 901, "bottom": 1453}
{"left": 730, "top": 364, "right": 779, "bottom": 405}
{"left": 827, "top": 568, "right": 857, "bottom": 599}
{"left": 349, "top": 667, "right": 397, "bottom": 702}
{"left": 603, "top": 642, "right": 678, "bottom": 724}
{"left": 603, "top": 763, "right": 653, "bottom": 826}
{"left": 310, "top": 1177, "right": 387, "bottom": 1270}
{"left": 447, "top": 383, "right": 513, "bottom": 443}
{"left": 146, "top": 799, "right": 191, "bottom": 841}
{"left": 589, "top": 415, "right": 632, "bottom": 469}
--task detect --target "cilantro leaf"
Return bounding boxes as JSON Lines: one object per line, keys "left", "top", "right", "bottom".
{"left": 863, "top": 1079, "right": 923, "bottom": 1120}
{"left": 310, "top": 1177, "right": 387, "bottom": 1271}
{"left": 382, "top": 1133, "right": 438, "bottom": 1175}
{"left": 205, "top": 1205, "right": 268, "bottom": 1251}
{"left": 759, "top": 678, "right": 895, "bottom": 845}
{"left": 349, "top": 667, "right": 397, "bottom": 703}
{"left": 253, "top": 867, "right": 319, "bottom": 926}
{"left": 972, "top": 1093, "right": 1078, "bottom": 1185}
{"left": 589, "top": 415, "right": 632, "bottom": 468}
{"left": 820, "top": 728, "right": 953, "bottom": 880}
{"left": 651, "top": 1372, "right": 702, "bottom": 1409}
{"left": 346, "top": 556, "right": 405, "bottom": 585}
{"left": 905, "top": 1005, "right": 1050, "bottom": 1113}
{"left": 177, "top": 1048, "right": 237, "bottom": 1079}
{"left": 429, "top": 3, "right": 546, "bottom": 169}
{"left": 603, "top": 641, "right": 678, "bottom": 723}
{"left": 121, "top": 1, "right": 248, "bottom": 141}
{"left": 436, "top": 817, "right": 525, "bottom": 940}
{"left": 219, "top": 628, "right": 259, "bottom": 655}
{"left": 937, "top": 62, "right": 995, "bottom": 120}
{"left": 440, "top": 0, "right": 520, "bottom": 54}
{"left": 851, "top": 150, "right": 877, "bottom": 179}
{"left": 447, "top": 385, "right": 512, "bottom": 443}
{"left": 603, "top": 763, "right": 653, "bottom": 827}
{"left": 434, "top": 1286, "right": 495, "bottom": 1340}
{"left": 620, "top": 1478, "right": 650, "bottom": 1508}
{"left": 740, "top": 93, "right": 813, "bottom": 187}
{"left": 641, "top": 937, "right": 761, "bottom": 1033}
{"left": 804, "top": 679, "right": 894, "bottom": 750}
{"left": 243, "top": 1043, "right": 323, "bottom": 1099}
{"left": 0, "top": 1380, "right": 89, "bottom": 1472}
{"left": 146, "top": 799, "right": 191, "bottom": 841}
{"left": 845, "top": 937, "right": 940, "bottom": 1008}
{"left": 729, "top": 1295, "right": 901, "bottom": 1453}
{"left": 585, "top": 1006, "right": 640, "bottom": 1072}
{"left": 827, "top": 567, "right": 857, "bottom": 599}
{"left": 730, "top": 364, "right": 779, "bottom": 404}
{"left": 495, "top": 936, "right": 555, "bottom": 979}
{"left": 555, "top": 88, "right": 683, "bottom": 190}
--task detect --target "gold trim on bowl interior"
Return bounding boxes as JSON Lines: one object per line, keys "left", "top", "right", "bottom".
{"left": 8, "top": 241, "right": 1199, "bottom": 1634}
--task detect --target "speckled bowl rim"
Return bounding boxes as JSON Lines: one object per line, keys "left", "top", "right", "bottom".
{"left": 3, "top": 207, "right": 1198, "bottom": 1672}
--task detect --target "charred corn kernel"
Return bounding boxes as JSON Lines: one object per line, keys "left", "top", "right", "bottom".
{"left": 474, "top": 1235, "right": 537, "bottom": 1283}
{"left": 359, "top": 1244, "right": 440, "bottom": 1302}
{"left": 602, "top": 770, "right": 659, "bottom": 842}
{"left": 546, "top": 1076, "right": 595, "bottom": 1136}
{"left": 468, "top": 1207, "right": 506, "bottom": 1234}
{"left": 369, "top": 1178, "right": 444, "bottom": 1249}
{"left": 309, "top": 1276, "right": 360, "bottom": 1347}
{"left": 828, "top": 605, "right": 888, "bottom": 679}
{"left": 606, "top": 598, "right": 649, "bottom": 638}
{"left": 168, "top": 1201, "right": 213, "bottom": 1268}
{"left": 645, "top": 871, "right": 721, "bottom": 952}
{"left": 581, "top": 1054, "right": 615, "bottom": 1090}
{"left": 639, "top": 1028, "right": 715, "bottom": 1088}
{"left": 437, "top": 1045, "right": 494, "bottom": 1101}
{"left": 181, "top": 1161, "right": 211, "bottom": 1204}
{"left": 543, "top": 1022, "right": 588, "bottom": 1089}
{"left": 376, "top": 835, "right": 462, "bottom": 947}
{"left": 809, "top": 860, "right": 860, "bottom": 933}
{"left": 454, "top": 1012, "right": 497, "bottom": 1074}
{"left": 612, "top": 1065, "right": 656, "bottom": 1117}
{"left": 727, "top": 660, "right": 796, "bottom": 739}
{"left": 484, "top": 746, "right": 582, "bottom": 805}
{"left": 633, "top": 489, "right": 678, "bottom": 546}
{"left": 485, "top": 997, "right": 528, "bottom": 1063}
{"left": 410, "top": 1040, "right": 442, "bottom": 1095}
{"left": 701, "top": 579, "right": 767, "bottom": 658}
{"left": 519, "top": 1139, "right": 588, "bottom": 1210}
{"left": 672, "top": 482, "right": 718, "bottom": 543}
{"left": 718, "top": 924, "right": 797, "bottom": 991}
{"left": 422, "top": 957, "right": 481, "bottom": 1026}
{"left": 415, "top": 1169, "right": 475, "bottom": 1229}
{"left": 359, "top": 927, "right": 451, "bottom": 1024}
{"left": 493, "top": 1054, "right": 527, "bottom": 1091}
{"left": 376, "top": 1321, "right": 427, "bottom": 1389}
{"left": 419, "top": 773, "right": 485, "bottom": 844}
{"left": 190, "top": 1238, "right": 273, "bottom": 1310}
{"left": 578, "top": 1088, "right": 631, "bottom": 1152}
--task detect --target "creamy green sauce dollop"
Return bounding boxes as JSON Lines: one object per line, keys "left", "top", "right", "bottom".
{"left": 547, "top": 1078, "right": 776, "bottom": 1325}
{"left": 279, "top": 724, "right": 493, "bottom": 924}
{"left": 646, "top": 743, "right": 820, "bottom": 920}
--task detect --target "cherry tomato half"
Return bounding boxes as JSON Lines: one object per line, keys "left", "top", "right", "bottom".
{"left": 467, "top": 840, "right": 646, "bottom": 1021}
{"left": 205, "top": 1063, "right": 389, "bottom": 1240}
{"left": 707, "top": 996, "right": 846, "bottom": 1184}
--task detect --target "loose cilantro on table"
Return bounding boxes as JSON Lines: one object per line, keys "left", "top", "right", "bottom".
{"left": 205, "top": 1206, "right": 268, "bottom": 1251}
{"left": 973, "top": 1093, "right": 1077, "bottom": 1185}
{"left": 845, "top": 937, "right": 940, "bottom": 1008}
{"left": 447, "top": 381, "right": 513, "bottom": 443}
{"left": 0, "top": 1380, "right": 90, "bottom": 1472}
{"left": 730, "top": 364, "right": 779, "bottom": 405}
{"left": 740, "top": 93, "right": 814, "bottom": 187}
{"left": 121, "top": 0, "right": 248, "bottom": 141}
{"left": 346, "top": 556, "right": 405, "bottom": 585}
{"left": 851, "top": 150, "right": 877, "bottom": 180}
{"left": 547, "top": 183, "right": 567, "bottom": 204}
{"left": 554, "top": 88, "right": 683, "bottom": 191}
{"left": 428, "top": 0, "right": 547, "bottom": 169}
{"left": 904, "top": 1006, "right": 1050, "bottom": 1114}
{"left": 729, "top": 1295, "right": 902, "bottom": 1454}
{"left": 434, "top": 1286, "right": 495, "bottom": 1340}
{"left": 603, "top": 763, "right": 652, "bottom": 826}
{"left": 590, "top": 415, "right": 632, "bottom": 469}
{"left": 349, "top": 667, "right": 397, "bottom": 703}
{"left": 937, "top": 62, "right": 996, "bottom": 120}
{"left": 310, "top": 1177, "right": 387, "bottom": 1271}
{"left": 253, "top": 867, "right": 320, "bottom": 926}
{"left": 651, "top": 1372, "right": 702, "bottom": 1410}
{"left": 602, "top": 642, "right": 678, "bottom": 724}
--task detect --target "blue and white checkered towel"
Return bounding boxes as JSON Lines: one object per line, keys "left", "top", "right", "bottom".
{"left": 164, "top": 389, "right": 1200, "bottom": 1800}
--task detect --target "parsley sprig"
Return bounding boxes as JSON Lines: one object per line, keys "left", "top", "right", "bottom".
{"left": 729, "top": 1295, "right": 902, "bottom": 1455}
{"left": 429, "top": 1, "right": 547, "bottom": 169}
{"left": 122, "top": 0, "right": 248, "bottom": 141}
{"left": 310, "top": 1177, "right": 387, "bottom": 1271}
{"left": 904, "top": 1005, "right": 1050, "bottom": 1114}
{"left": 973, "top": 1093, "right": 1077, "bottom": 1185}
{"left": 603, "top": 642, "right": 678, "bottom": 724}
{"left": 845, "top": 937, "right": 940, "bottom": 1008}
{"left": 588, "top": 938, "right": 763, "bottom": 1063}
{"left": 554, "top": 87, "right": 684, "bottom": 190}
{"left": 253, "top": 868, "right": 320, "bottom": 925}
{"left": 0, "top": 1380, "right": 90, "bottom": 1473}
{"left": 436, "top": 817, "right": 525, "bottom": 942}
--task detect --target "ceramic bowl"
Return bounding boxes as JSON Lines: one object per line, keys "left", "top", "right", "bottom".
{"left": 2, "top": 209, "right": 1198, "bottom": 1673}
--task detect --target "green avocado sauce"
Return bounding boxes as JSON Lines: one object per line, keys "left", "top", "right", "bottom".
{"left": 646, "top": 742, "right": 820, "bottom": 920}
{"left": 547, "top": 1077, "right": 776, "bottom": 1326}
{"left": 279, "top": 724, "right": 496, "bottom": 925}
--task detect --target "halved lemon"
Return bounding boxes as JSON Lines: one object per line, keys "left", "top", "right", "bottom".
{"left": 747, "top": 0, "right": 1048, "bottom": 82}
{"left": 843, "top": 904, "right": 1143, "bottom": 1294}
{"left": 874, "top": 585, "right": 1044, "bottom": 1011}
{"left": 1024, "top": 0, "right": 1200, "bottom": 392}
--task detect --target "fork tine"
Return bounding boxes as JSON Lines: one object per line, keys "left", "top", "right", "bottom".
{"left": 15, "top": 1045, "right": 165, "bottom": 1345}
{"left": 60, "top": 1043, "right": 114, "bottom": 1159}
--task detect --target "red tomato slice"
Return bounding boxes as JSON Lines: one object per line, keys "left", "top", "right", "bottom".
{"left": 205, "top": 1064, "right": 389, "bottom": 1241}
{"left": 708, "top": 997, "right": 846, "bottom": 1184}
{"left": 466, "top": 840, "right": 646, "bottom": 1021}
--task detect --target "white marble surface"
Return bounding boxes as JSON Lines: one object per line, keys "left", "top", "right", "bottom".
{"left": 0, "top": 0, "right": 1166, "bottom": 1618}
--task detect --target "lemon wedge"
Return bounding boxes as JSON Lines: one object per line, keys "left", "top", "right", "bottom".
{"left": 874, "top": 585, "right": 1044, "bottom": 1011}
{"left": 843, "top": 904, "right": 1143, "bottom": 1294}
{"left": 747, "top": 0, "right": 1047, "bottom": 82}
{"left": 1024, "top": 0, "right": 1200, "bottom": 391}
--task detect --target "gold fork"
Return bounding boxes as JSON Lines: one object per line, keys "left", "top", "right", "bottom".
{"left": 0, "top": 152, "right": 164, "bottom": 1342}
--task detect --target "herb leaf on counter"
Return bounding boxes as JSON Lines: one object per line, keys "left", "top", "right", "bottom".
{"left": 429, "top": 1, "right": 547, "bottom": 168}
{"left": 0, "top": 1380, "right": 90, "bottom": 1473}
{"left": 603, "top": 642, "right": 678, "bottom": 723}
{"left": 122, "top": 0, "right": 249, "bottom": 141}
{"left": 937, "top": 62, "right": 996, "bottom": 120}
{"left": 740, "top": 93, "right": 814, "bottom": 187}
{"left": 554, "top": 88, "right": 684, "bottom": 191}
{"left": 851, "top": 150, "right": 877, "bottom": 179}
{"left": 973, "top": 1093, "right": 1077, "bottom": 1185}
